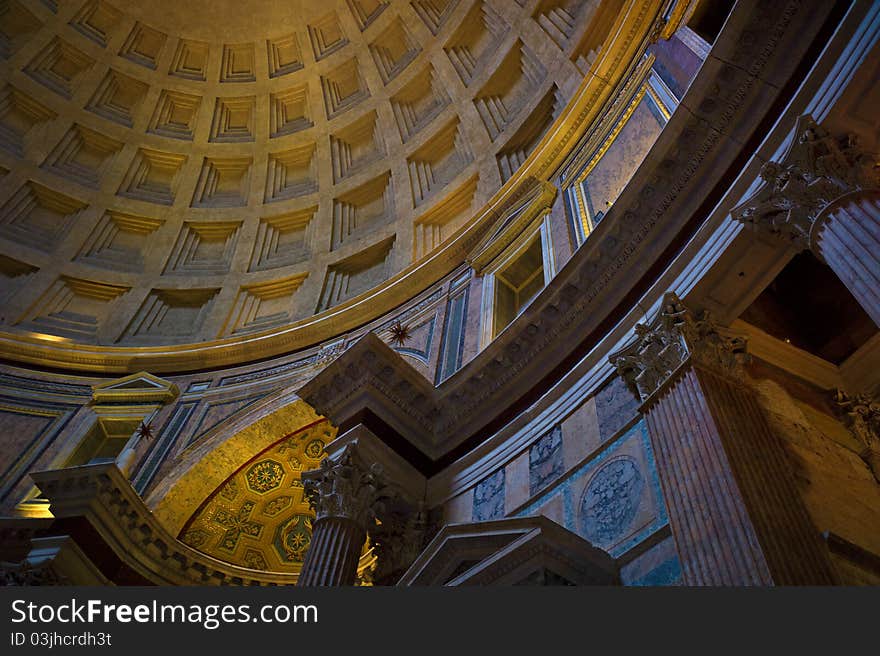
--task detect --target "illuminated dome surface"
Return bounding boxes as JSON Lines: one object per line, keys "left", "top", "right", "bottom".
{"left": 0, "top": 0, "right": 600, "bottom": 358}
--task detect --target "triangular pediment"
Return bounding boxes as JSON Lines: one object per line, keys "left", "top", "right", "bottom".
{"left": 398, "top": 516, "right": 619, "bottom": 586}
{"left": 468, "top": 180, "right": 557, "bottom": 274}
{"left": 92, "top": 372, "right": 179, "bottom": 404}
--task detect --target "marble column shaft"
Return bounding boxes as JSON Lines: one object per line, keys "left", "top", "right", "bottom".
{"left": 812, "top": 191, "right": 880, "bottom": 327}
{"left": 296, "top": 442, "right": 384, "bottom": 587}
{"left": 297, "top": 516, "right": 364, "bottom": 587}
{"left": 645, "top": 364, "right": 838, "bottom": 585}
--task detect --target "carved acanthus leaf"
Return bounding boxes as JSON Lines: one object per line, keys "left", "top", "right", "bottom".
{"left": 369, "top": 502, "right": 429, "bottom": 583}
{"left": 731, "top": 114, "right": 878, "bottom": 248}
{"left": 610, "top": 292, "right": 748, "bottom": 403}
{"left": 301, "top": 442, "right": 387, "bottom": 531}
{"left": 833, "top": 389, "right": 880, "bottom": 483}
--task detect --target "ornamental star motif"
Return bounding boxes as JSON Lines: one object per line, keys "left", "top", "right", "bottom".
{"left": 388, "top": 320, "right": 411, "bottom": 347}
{"left": 134, "top": 422, "right": 154, "bottom": 441}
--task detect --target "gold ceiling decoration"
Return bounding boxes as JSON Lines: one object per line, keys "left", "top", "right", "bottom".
{"left": 180, "top": 419, "right": 337, "bottom": 575}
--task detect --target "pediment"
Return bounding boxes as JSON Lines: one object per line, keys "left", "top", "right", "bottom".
{"left": 398, "top": 515, "right": 619, "bottom": 586}
{"left": 468, "top": 180, "right": 557, "bottom": 274}
{"left": 91, "top": 371, "right": 179, "bottom": 404}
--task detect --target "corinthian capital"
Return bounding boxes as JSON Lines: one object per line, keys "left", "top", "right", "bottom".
{"left": 833, "top": 389, "right": 880, "bottom": 483}
{"left": 369, "top": 502, "right": 430, "bottom": 583}
{"left": 731, "top": 114, "right": 878, "bottom": 249}
{"left": 610, "top": 292, "right": 748, "bottom": 403}
{"left": 301, "top": 442, "right": 386, "bottom": 530}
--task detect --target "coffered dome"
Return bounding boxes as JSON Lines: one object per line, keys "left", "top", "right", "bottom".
{"left": 0, "top": 0, "right": 610, "bottom": 357}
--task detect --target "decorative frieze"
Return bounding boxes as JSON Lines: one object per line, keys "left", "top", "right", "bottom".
{"left": 314, "top": 340, "right": 346, "bottom": 369}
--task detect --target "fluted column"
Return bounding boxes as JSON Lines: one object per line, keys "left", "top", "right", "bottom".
{"left": 812, "top": 191, "right": 880, "bottom": 326}
{"left": 298, "top": 516, "right": 367, "bottom": 587}
{"left": 732, "top": 114, "right": 879, "bottom": 326}
{"left": 612, "top": 292, "right": 838, "bottom": 585}
{"left": 297, "top": 443, "right": 385, "bottom": 587}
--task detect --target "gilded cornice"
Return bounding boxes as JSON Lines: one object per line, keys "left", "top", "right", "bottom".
{"left": 562, "top": 53, "right": 656, "bottom": 184}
